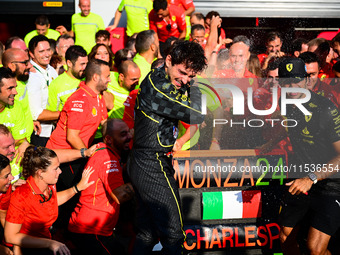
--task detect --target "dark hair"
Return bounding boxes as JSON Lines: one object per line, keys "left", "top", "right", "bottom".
{"left": 331, "top": 33, "right": 340, "bottom": 46}
{"left": 135, "top": 30, "right": 156, "bottom": 54}
{"left": 153, "top": 0, "right": 168, "bottom": 12}
{"left": 0, "top": 154, "right": 10, "bottom": 174}
{"left": 205, "top": 11, "right": 220, "bottom": 21}
{"left": 88, "top": 44, "right": 114, "bottom": 70}
{"left": 266, "top": 31, "right": 282, "bottom": 43}
{"left": 85, "top": 59, "right": 110, "bottom": 83}
{"left": 163, "top": 36, "right": 179, "bottom": 57}
{"left": 299, "top": 51, "right": 321, "bottom": 67}
{"left": 117, "top": 60, "right": 138, "bottom": 76}
{"left": 28, "top": 35, "right": 50, "bottom": 53}
{"left": 191, "top": 24, "right": 205, "bottom": 34}
{"left": 114, "top": 48, "right": 131, "bottom": 69}
{"left": 49, "top": 39, "right": 56, "bottom": 53}
{"left": 65, "top": 45, "right": 87, "bottom": 65}
{"left": 5, "top": 36, "right": 24, "bottom": 50}
{"left": 95, "top": 30, "right": 110, "bottom": 40}
{"left": 0, "top": 124, "right": 10, "bottom": 136}
{"left": 56, "top": 34, "right": 74, "bottom": 47}
{"left": 0, "top": 67, "right": 16, "bottom": 89}
{"left": 35, "top": 15, "right": 50, "bottom": 26}
{"left": 191, "top": 12, "right": 204, "bottom": 21}
{"left": 102, "top": 118, "right": 124, "bottom": 138}
{"left": 289, "top": 38, "right": 308, "bottom": 55}
{"left": 151, "top": 58, "right": 164, "bottom": 69}
{"left": 333, "top": 61, "right": 340, "bottom": 73}
{"left": 267, "top": 58, "right": 282, "bottom": 71}
{"left": 125, "top": 38, "right": 136, "bottom": 52}
{"left": 169, "top": 41, "right": 207, "bottom": 73}
{"left": 21, "top": 146, "right": 57, "bottom": 179}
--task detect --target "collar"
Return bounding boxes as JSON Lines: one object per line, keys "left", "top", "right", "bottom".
{"left": 31, "top": 59, "right": 50, "bottom": 74}
{"left": 79, "top": 81, "right": 98, "bottom": 98}
{"left": 27, "top": 176, "right": 44, "bottom": 195}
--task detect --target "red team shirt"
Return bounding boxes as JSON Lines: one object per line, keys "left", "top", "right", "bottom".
{"left": 68, "top": 143, "right": 124, "bottom": 236}
{"left": 6, "top": 177, "right": 58, "bottom": 239}
{"left": 149, "top": 5, "right": 186, "bottom": 42}
{"left": 168, "top": 0, "right": 194, "bottom": 12}
{"left": 46, "top": 82, "right": 108, "bottom": 149}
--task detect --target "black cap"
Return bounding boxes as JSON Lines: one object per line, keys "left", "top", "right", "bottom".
{"left": 278, "top": 58, "right": 307, "bottom": 81}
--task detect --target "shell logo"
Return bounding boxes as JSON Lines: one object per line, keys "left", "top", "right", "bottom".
{"left": 92, "top": 107, "right": 97, "bottom": 117}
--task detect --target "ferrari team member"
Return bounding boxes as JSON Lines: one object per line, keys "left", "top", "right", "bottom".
{"left": 127, "top": 40, "right": 207, "bottom": 254}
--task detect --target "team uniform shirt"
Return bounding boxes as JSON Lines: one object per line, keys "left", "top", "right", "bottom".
{"left": 46, "top": 82, "right": 107, "bottom": 150}
{"left": 68, "top": 143, "right": 124, "bottom": 236}
{"left": 27, "top": 60, "right": 58, "bottom": 138}
{"left": 0, "top": 185, "right": 12, "bottom": 211}
{"left": 285, "top": 91, "right": 340, "bottom": 196}
{"left": 133, "top": 53, "right": 153, "bottom": 86}
{"left": 319, "top": 62, "right": 335, "bottom": 82}
{"left": 72, "top": 12, "right": 105, "bottom": 53}
{"left": 15, "top": 80, "right": 33, "bottom": 142}
{"left": 47, "top": 72, "right": 81, "bottom": 112}
{"left": 118, "top": 0, "right": 153, "bottom": 37}
{"left": 107, "top": 72, "right": 130, "bottom": 119}
{"left": 6, "top": 176, "right": 58, "bottom": 239}
{"left": 149, "top": 5, "right": 186, "bottom": 43}
{"left": 0, "top": 103, "right": 26, "bottom": 141}
{"left": 213, "top": 68, "right": 259, "bottom": 90}
{"left": 257, "top": 53, "right": 268, "bottom": 67}
{"left": 24, "top": 29, "right": 60, "bottom": 47}
{"left": 168, "top": 0, "right": 194, "bottom": 40}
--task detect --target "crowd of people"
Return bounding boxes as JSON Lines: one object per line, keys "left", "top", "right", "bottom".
{"left": 0, "top": 0, "right": 340, "bottom": 254}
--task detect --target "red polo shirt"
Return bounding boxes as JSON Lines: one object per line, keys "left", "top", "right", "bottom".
{"left": 68, "top": 143, "right": 124, "bottom": 236}
{"left": 6, "top": 176, "right": 57, "bottom": 239}
{"left": 213, "top": 69, "right": 259, "bottom": 90}
{"left": 46, "top": 82, "right": 108, "bottom": 149}
{"left": 257, "top": 53, "right": 268, "bottom": 67}
{"left": 0, "top": 185, "right": 12, "bottom": 210}
{"left": 149, "top": 5, "right": 186, "bottom": 42}
{"left": 168, "top": 0, "right": 194, "bottom": 12}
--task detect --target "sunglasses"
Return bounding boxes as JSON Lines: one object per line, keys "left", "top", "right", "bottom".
{"left": 12, "top": 60, "right": 30, "bottom": 66}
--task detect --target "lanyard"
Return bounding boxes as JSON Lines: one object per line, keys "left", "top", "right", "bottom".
{"left": 33, "top": 65, "right": 50, "bottom": 86}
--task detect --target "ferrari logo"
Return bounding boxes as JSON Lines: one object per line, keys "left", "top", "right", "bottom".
{"left": 305, "top": 114, "right": 312, "bottom": 122}
{"left": 92, "top": 107, "right": 97, "bottom": 117}
{"left": 286, "top": 64, "right": 293, "bottom": 72}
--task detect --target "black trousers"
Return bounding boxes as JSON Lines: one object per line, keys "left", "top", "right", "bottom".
{"left": 127, "top": 150, "right": 185, "bottom": 255}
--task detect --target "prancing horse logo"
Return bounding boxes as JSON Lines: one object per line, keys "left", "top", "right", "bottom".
{"left": 286, "top": 63, "right": 293, "bottom": 72}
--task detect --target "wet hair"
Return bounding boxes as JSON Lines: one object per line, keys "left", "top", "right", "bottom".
{"left": 206, "top": 11, "right": 220, "bottom": 21}
{"left": 85, "top": 59, "right": 110, "bottom": 83}
{"left": 168, "top": 40, "right": 207, "bottom": 73}
{"left": 21, "top": 146, "right": 57, "bottom": 179}
{"left": 114, "top": 48, "right": 131, "bottom": 69}
{"left": 289, "top": 38, "right": 308, "bottom": 55}
{"left": 95, "top": 30, "right": 110, "bottom": 40}
{"left": 35, "top": 15, "right": 50, "bottom": 26}
{"left": 233, "top": 35, "right": 251, "bottom": 48}
{"left": 216, "top": 48, "right": 229, "bottom": 70}
{"left": 88, "top": 44, "right": 114, "bottom": 70}
{"left": 153, "top": 0, "right": 168, "bottom": 12}
{"left": 191, "top": 24, "right": 205, "bottom": 35}
{"left": 266, "top": 31, "right": 282, "bottom": 43}
{"left": 299, "top": 51, "right": 321, "bottom": 67}
{"left": 28, "top": 35, "right": 50, "bottom": 53}
{"left": 135, "top": 30, "right": 156, "bottom": 54}
{"left": 0, "top": 154, "right": 10, "bottom": 174}
{"left": 65, "top": 45, "right": 87, "bottom": 65}
{"left": 0, "top": 67, "right": 15, "bottom": 90}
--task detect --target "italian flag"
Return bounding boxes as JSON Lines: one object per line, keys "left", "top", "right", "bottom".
{"left": 202, "top": 190, "right": 262, "bottom": 220}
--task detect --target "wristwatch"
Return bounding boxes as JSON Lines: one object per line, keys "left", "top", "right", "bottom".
{"left": 308, "top": 173, "right": 318, "bottom": 184}
{"left": 80, "top": 148, "right": 86, "bottom": 158}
